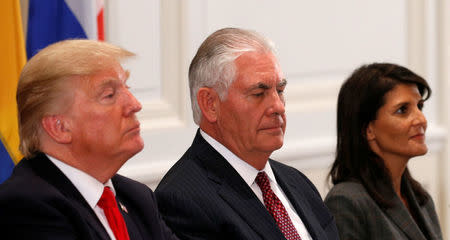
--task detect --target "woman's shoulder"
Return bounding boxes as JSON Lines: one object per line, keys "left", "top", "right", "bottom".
{"left": 325, "top": 181, "right": 372, "bottom": 203}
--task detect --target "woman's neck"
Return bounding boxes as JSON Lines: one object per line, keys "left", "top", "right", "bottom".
{"left": 380, "top": 153, "right": 409, "bottom": 198}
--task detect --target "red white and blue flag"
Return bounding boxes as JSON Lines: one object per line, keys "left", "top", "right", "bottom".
{"left": 26, "top": 0, "right": 104, "bottom": 58}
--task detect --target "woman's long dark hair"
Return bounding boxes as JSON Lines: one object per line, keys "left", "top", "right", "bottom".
{"left": 329, "top": 63, "right": 431, "bottom": 208}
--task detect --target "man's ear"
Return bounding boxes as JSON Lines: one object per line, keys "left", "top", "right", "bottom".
{"left": 366, "top": 122, "right": 376, "bottom": 141}
{"left": 197, "top": 87, "right": 220, "bottom": 123}
{"left": 41, "top": 116, "right": 72, "bottom": 144}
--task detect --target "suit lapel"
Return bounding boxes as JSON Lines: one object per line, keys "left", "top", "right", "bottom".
{"left": 217, "top": 179, "right": 285, "bottom": 240}
{"left": 270, "top": 161, "right": 325, "bottom": 240}
{"left": 404, "top": 181, "right": 441, "bottom": 240}
{"left": 116, "top": 196, "right": 142, "bottom": 240}
{"left": 383, "top": 179, "right": 426, "bottom": 240}
{"left": 384, "top": 201, "right": 426, "bottom": 240}
{"left": 113, "top": 176, "right": 145, "bottom": 240}
{"left": 193, "top": 132, "right": 285, "bottom": 240}
{"left": 30, "top": 153, "right": 111, "bottom": 240}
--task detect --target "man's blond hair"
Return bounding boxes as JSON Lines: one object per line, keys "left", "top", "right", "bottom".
{"left": 17, "top": 39, "right": 134, "bottom": 158}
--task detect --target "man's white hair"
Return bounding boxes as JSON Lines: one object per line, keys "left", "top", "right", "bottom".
{"left": 188, "top": 28, "right": 276, "bottom": 125}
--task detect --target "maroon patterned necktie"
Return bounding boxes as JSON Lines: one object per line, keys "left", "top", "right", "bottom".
{"left": 255, "top": 171, "right": 302, "bottom": 240}
{"left": 98, "top": 187, "right": 130, "bottom": 240}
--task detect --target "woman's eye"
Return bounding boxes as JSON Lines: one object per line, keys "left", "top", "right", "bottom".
{"left": 395, "top": 106, "right": 407, "bottom": 114}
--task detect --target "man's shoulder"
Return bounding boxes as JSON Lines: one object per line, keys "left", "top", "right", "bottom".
{"left": 113, "top": 174, "right": 147, "bottom": 189}
{"left": 0, "top": 159, "right": 77, "bottom": 223}
{"left": 0, "top": 158, "right": 52, "bottom": 198}
{"left": 112, "top": 173, "right": 156, "bottom": 200}
{"left": 155, "top": 149, "right": 209, "bottom": 194}
{"left": 269, "top": 159, "right": 311, "bottom": 184}
{"left": 269, "top": 159, "right": 298, "bottom": 172}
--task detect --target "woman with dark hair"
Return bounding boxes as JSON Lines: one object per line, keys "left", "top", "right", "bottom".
{"left": 324, "top": 63, "right": 443, "bottom": 240}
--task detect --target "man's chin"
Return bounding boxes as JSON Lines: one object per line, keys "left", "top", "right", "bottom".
{"left": 125, "top": 138, "right": 145, "bottom": 157}
{"left": 258, "top": 141, "right": 284, "bottom": 153}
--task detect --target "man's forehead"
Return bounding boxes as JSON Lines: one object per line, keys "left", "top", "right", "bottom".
{"left": 96, "top": 70, "right": 130, "bottom": 86}
{"left": 235, "top": 52, "right": 282, "bottom": 73}
{"left": 87, "top": 68, "right": 129, "bottom": 87}
{"left": 71, "top": 68, "right": 129, "bottom": 95}
{"left": 237, "top": 70, "right": 285, "bottom": 85}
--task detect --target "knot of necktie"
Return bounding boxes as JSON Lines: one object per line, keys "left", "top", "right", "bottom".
{"left": 98, "top": 187, "right": 117, "bottom": 208}
{"left": 255, "top": 171, "right": 271, "bottom": 191}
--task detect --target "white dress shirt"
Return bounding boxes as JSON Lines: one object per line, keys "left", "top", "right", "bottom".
{"left": 47, "top": 154, "right": 117, "bottom": 240}
{"left": 200, "top": 130, "right": 312, "bottom": 240}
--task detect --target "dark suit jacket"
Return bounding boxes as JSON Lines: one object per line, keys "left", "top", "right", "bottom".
{"left": 325, "top": 181, "right": 443, "bottom": 240}
{"left": 155, "top": 130, "right": 339, "bottom": 240}
{"left": 0, "top": 152, "right": 179, "bottom": 240}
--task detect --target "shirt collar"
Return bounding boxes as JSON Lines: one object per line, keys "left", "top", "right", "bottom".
{"left": 200, "top": 129, "right": 277, "bottom": 186}
{"left": 46, "top": 154, "right": 116, "bottom": 208}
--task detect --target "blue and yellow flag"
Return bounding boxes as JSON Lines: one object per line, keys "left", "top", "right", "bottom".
{"left": 0, "top": 0, "right": 26, "bottom": 183}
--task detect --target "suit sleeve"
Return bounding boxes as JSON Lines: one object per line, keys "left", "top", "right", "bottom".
{"left": 156, "top": 191, "right": 220, "bottom": 240}
{"left": 0, "top": 196, "right": 78, "bottom": 240}
{"left": 324, "top": 193, "right": 367, "bottom": 240}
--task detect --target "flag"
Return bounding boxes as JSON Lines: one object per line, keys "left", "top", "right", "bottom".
{"left": 0, "top": 0, "right": 26, "bottom": 183}
{"left": 27, "top": 0, "right": 104, "bottom": 58}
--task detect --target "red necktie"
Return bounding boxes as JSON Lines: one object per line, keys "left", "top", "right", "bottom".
{"left": 255, "top": 171, "right": 302, "bottom": 240}
{"left": 98, "top": 187, "right": 130, "bottom": 240}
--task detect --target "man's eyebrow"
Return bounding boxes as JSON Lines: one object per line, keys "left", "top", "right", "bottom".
{"left": 124, "top": 70, "right": 130, "bottom": 83}
{"left": 98, "top": 79, "right": 119, "bottom": 89}
{"left": 278, "top": 79, "right": 287, "bottom": 87}
{"left": 246, "top": 82, "right": 270, "bottom": 93}
{"left": 246, "top": 79, "right": 287, "bottom": 93}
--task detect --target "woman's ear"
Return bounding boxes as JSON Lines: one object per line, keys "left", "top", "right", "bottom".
{"left": 366, "top": 122, "right": 376, "bottom": 141}
{"left": 197, "top": 87, "right": 220, "bottom": 123}
{"left": 41, "top": 116, "right": 72, "bottom": 144}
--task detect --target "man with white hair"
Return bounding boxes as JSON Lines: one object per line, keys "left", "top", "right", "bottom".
{"left": 0, "top": 39, "right": 179, "bottom": 240}
{"left": 156, "top": 28, "right": 339, "bottom": 240}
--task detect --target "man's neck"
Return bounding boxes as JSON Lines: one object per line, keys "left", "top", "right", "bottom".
{"left": 43, "top": 148, "right": 119, "bottom": 184}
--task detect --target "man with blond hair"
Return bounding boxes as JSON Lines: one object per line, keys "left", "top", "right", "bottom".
{"left": 0, "top": 40, "right": 178, "bottom": 240}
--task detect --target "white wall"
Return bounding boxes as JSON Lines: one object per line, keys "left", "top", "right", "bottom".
{"left": 104, "top": 1, "right": 450, "bottom": 238}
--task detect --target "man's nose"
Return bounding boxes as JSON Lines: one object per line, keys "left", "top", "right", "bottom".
{"left": 123, "top": 89, "right": 142, "bottom": 116}
{"left": 267, "top": 90, "right": 285, "bottom": 116}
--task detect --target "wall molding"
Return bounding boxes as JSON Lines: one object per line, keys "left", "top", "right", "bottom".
{"left": 285, "top": 76, "right": 344, "bottom": 113}
{"left": 137, "top": 0, "right": 190, "bottom": 131}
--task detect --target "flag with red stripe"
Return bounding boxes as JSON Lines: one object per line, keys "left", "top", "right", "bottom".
{"left": 27, "top": 0, "right": 104, "bottom": 58}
